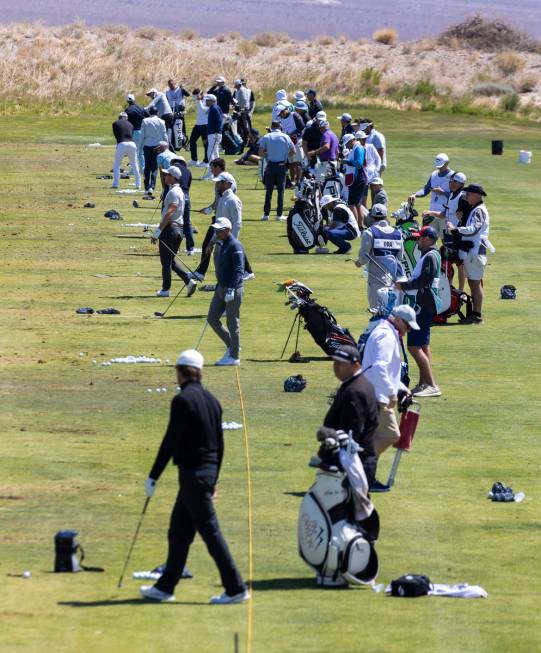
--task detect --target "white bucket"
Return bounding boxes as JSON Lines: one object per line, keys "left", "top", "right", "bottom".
{"left": 518, "top": 150, "right": 532, "bottom": 164}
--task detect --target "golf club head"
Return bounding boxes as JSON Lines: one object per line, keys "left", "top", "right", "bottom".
{"left": 154, "top": 312, "right": 164, "bottom": 318}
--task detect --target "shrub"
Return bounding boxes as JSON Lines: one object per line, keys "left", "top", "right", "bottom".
{"left": 499, "top": 92, "right": 520, "bottom": 112}
{"left": 439, "top": 15, "right": 537, "bottom": 52}
{"left": 135, "top": 26, "right": 160, "bottom": 41}
{"left": 316, "top": 35, "right": 334, "bottom": 46}
{"left": 253, "top": 32, "right": 289, "bottom": 47}
{"left": 473, "top": 82, "right": 515, "bottom": 97}
{"left": 372, "top": 28, "right": 399, "bottom": 45}
{"left": 493, "top": 51, "right": 525, "bottom": 75}
{"left": 237, "top": 39, "right": 259, "bottom": 57}
{"left": 179, "top": 29, "right": 198, "bottom": 40}
{"left": 399, "top": 79, "right": 437, "bottom": 99}
{"left": 517, "top": 74, "right": 538, "bottom": 93}
{"left": 360, "top": 67, "right": 382, "bottom": 85}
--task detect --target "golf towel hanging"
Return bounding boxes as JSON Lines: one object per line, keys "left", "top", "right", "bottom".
{"left": 54, "top": 530, "right": 104, "bottom": 573}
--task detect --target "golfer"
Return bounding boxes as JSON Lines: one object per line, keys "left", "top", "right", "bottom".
{"left": 320, "top": 195, "right": 360, "bottom": 254}
{"left": 395, "top": 226, "right": 442, "bottom": 397}
{"left": 323, "top": 345, "right": 379, "bottom": 486}
{"left": 361, "top": 305, "right": 418, "bottom": 492}
{"left": 206, "top": 218, "right": 245, "bottom": 366}
{"left": 111, "top": 112, "right": 140, "bottom": 190}
{"left": 141, "top": 348, "right": 250, "bottom": 604}
{"left": 151, "top": 166, "right": 190, "bottom": 297}
{"left": 258, "top": 122, "right": 295, "bottom": 221}
{"left": 203, "top": 95, "right": 223, "bottom": 178}
{"left": 409, "top": 153, "right": 454, "bottom": 238}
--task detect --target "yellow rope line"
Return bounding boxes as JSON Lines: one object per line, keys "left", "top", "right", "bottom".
{"left": 235, "top": 366, "right": 254, "bottom": 653}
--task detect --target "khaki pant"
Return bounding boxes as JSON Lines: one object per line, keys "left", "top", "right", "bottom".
{"left": 374, "top": 403, "right": 401, "bottom": 456}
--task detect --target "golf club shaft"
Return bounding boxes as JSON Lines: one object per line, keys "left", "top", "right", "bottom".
{"left": 158, "top": 283, "right": 186, "bottom": 318}
{"left": 386, "top": 449, "right": 403, "bottom": 488}
{"left": 194, "top": 320, "right": 210, "bottom": 350}
{"left": 117, "top": 496, "right": 150, "bottom": 589}
{"left": 365, "top": 253, "right": 396, "bottom": 283}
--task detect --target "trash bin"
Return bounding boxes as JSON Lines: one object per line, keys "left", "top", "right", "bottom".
{"left": 492, "top": 140, "right": 503, "bottom": 155}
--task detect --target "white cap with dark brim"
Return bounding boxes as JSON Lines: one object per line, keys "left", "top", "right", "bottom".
{"left": 176, "top": 349, "right": 204, "bottom": 369}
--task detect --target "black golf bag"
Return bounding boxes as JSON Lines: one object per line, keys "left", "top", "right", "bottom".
{"left": 287, "top": 176, "right": 327, "bottom": 253}
{"left": 282, "top": 281, "right": 356, "bottom": 356}
{"left": 222, "top": 118, "right": 243, "bottom": 155}
{"left": 171, "top": 109, "right": 187, "bottom": 151}
{"left": 54, "top": 529, "right": 104, "bottom": 573}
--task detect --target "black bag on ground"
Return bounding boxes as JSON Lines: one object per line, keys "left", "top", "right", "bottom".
{"left": 299, "top": 301, "right": 356, "bottom": 355}
{"left": 222, "top": 123, "right": 243, "bottom": 155}
{"left": 54, "top": 530, "right": 104, "bottom": 572}
{"left": 390, "top": 574, "right": 432, "bottom": 597}
{"left": 500, "top": 285, "right": 516, "bottom": 300}
{"left": 287, "top": 202, "right": 319, "bottom": 252}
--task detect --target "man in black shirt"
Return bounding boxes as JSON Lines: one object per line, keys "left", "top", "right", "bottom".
{"left": 208, "top": 76, "right": 234, "bottom": 116}
{"left": 111, "top": 112, "right": 140, "bottom": 190}
{"left": 140, "top": 349, "right": 249, "bottom": 605}
{"left": 125, "top": 94, "right": 146, "bottom": 174}
{"left": 306, "top": 89, "right": 323, "bottom": 119}
{"left": 323, "top": 345, "right": 379, "bottom": 486}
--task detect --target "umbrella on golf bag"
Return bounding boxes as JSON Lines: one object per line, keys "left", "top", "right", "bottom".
{"left": 279, "top": 280, "right": 356, "bottom": 356}
{"left": 287, "top": 175, "right": 327, "bottom": 253}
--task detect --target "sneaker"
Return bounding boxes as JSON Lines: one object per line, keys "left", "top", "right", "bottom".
{"left": 276, "top": 215, "right": 287, "bottom": 222}
{"left": 192, "top": 271, "right": 205, "bottom": 282}
{"left": 215, "top": 355, "right": 240, "bottom": 366}
{"left": 189, "top": 160, "right": 199, "bottom": 167}
{"left": 315, "top": 247, "right": 329, "bottom": 255}
{"left": 156, "top": 289, "right": 170, "bottom": 297}
{"left": 209, "top": 589, "right": 251, "bottom": 605}
{"left": 462, "top": 314, "right": 484, "bottom": 325}
{"left": 186, "top": 279, "right": 198, "bottom": 297}
{"left": 242, "top": 272, "right": 255, "bottom": 281}
{"left": 140, "top": 585, "right": 175, "bottom": 602}
{"left": 199, "top": 161, "right": 209, "bottom": 167}
{"left": 369, "top": 480, "right": 391, "bottom": 493}
{"left": 413, "top": 384, "right": 441, "bottom": 397}
{"left": 261, "top": 215, "right": 269, "bottom": 221}
{"left": 410, "top": 383, "right": 425, "bottom": 395}
{"left": 186, "top": 248, "right": 195, "bottom": 256}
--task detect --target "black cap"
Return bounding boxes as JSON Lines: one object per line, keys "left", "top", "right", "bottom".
{"left": 463, "top": 183, "right": 487, "bottom": 197}
{"left": 331, "top": 345, "right": 360, "bottom": 364}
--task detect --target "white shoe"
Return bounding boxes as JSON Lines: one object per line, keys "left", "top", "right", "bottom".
{"left": 276, "top": 215, "right": 287, "bottom": 222}
{"left": 413, "top": 384, "right": 442, "bottom": 397}
{"left": 186, "top": 279, "right": 198, "bottom": 297}
{"left": 140, "top": 585, "right": 176, "bottom": 602}
{"left": 189, "top": 160, "right": 199, "bottom": 167}
{"left": 192, "top": 271, "right": 205, "bottom": 282}
{"left": 186, "top": 248, "right": 195, "bottom": 256}
{"left": 156, "top": 289, "right": 170, "bottom": 297}
{"left": 260, "top": 215, "right": 269, "bottom": 221}
{"left": 215, "top": 355, "right": 240, "bottom": 366}
{"left": 242, "top": 272, "right": 255, "bottom": 281}
{"left": 315, "top": 247, "right": 329, "bottom": 254}
{"left": 209, "top": 589, "right": 251, "bottom": 604}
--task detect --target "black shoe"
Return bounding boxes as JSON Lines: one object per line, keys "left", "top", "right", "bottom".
{"left": 369, "top": 480, "right": 391, "bottom": 493}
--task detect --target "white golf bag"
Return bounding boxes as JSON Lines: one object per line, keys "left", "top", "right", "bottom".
{"left": 287, "top": 176, "right": 327, "bottom": 252}
{"left": 314, "top": 160, "right": 344, "bottom": 200}
{"left": 298, "top": 431, "right": 379, "bottom": 587}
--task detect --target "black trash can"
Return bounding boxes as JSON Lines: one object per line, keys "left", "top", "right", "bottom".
{"left": 492, "top": 140, "right": 503, "bottom": 155}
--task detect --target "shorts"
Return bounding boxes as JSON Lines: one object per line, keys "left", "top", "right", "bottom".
{"left": 289, "top": 141, "right": 304, "bottom": 164}
{"left": 463, "top": 252, "right": 487, "bottom": 281}
{"left": 407, "top": 307, "right": 434, "bottom": 347}
{"left": 374, "top": 403, "right": 401, "bottom": 455}
{"left": 347, "top": 175, "right": 365, "bottom": 206}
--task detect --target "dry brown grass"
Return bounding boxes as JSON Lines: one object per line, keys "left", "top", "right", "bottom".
{"left": 372, "top": 28, "right": 399, "bottom": 45}
{"left": 493, "top": 51, "right": 526, "bottom": 75}
{"left": 237, "top": 39, "right": 259, "bottom": 57}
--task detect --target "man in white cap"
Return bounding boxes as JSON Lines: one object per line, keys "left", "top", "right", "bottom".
{"left": 188, "top": 88, "right": 209, "bottom": 167}
{"left": 125, "top": 93, "right": 146, "bottom": 173}
{"left": 320, "top": 194, "right": 360, "bottom": 254}
{"left": 369, "top": 177, "right": 388, "bottom": 210}
{"left": 141, "top": 348, "right": 250, "bottom": 605}
{"left": 301, "top": 110, "right": 327, "bottom": 167}
{"left": 233, "top": 79, "right": 255, "bottom": 146}
{"left": 337, "top": 113, "right": 355, "bottom": 140}
{"left": 354, "top": 131, "right": 381, "bottom": 208}
{"left": 145, "top": 87, "right": 174, "bottom": 149}
{"left": 151, "top": 166, "right": 191, "bottom": 297}
{"left": 111, "top": 112, "right": 141, "bottom": 190}
{"left": 359, "top": 118, "right": 387, "bottom": 173}
{"left": 166, "top": 78, "right": 190, "bottom": 148}
{"left": 272, "top": 89, "right": 289, "bottom": 121}
{"left": 202, "top": 94, "right": 223, "bottom": 179}
{"left": 208, "top": 76, "right": 234, "bottom": 115}
{"left": 361, "top": 305, "right": 416, "bottom": 492}
{"left": 206, "top": 217, "right": 246, "bottom": 366}
{"left": 408, "top": 153, "right": 455, "bottom": 225}
{"left": 278, "top": 104, "right": 306, "bottom": 186}
{"left": 140, "top": 107, "right": 167, "bottom": 195}
{"left": 356, "top": 203, "right": 404, "bottom": 309}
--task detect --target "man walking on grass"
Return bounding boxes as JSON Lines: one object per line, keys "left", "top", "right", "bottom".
{"left": 111, "top": 112, "right": 140, "bottom": 190}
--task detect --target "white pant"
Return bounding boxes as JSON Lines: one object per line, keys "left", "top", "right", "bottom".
{"left": 113, "top": 141, "right": 141, "bottom": 188}
{"left": 206, "top": 132, "right": 222, "bottom": 165}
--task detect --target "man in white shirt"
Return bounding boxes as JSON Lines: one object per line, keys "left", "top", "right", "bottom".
{"left": 359, "top": 119, "right": 387, "bottom": 172}
{"left": 361, "top": 304, "right": 418, "bottom": 491}
{"left": 409, "top": 153, "right": 455, "bottom": 238}
{"left": 188, "top": 88, "right": 209, "bottom": 166}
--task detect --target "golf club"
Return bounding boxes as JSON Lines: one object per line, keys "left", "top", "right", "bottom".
{"left": 194, "top": 319, "right": 210, "bottom": 349}
{"left": 154, "top": 283, "right": 187, "bottom": 318}
{"left": 153, "top": 237, "right": 195, "bottom": 275}
{"left": 365, "top": 253, "right": 398, "bottom": 284}
{"left": 117, "top": 496, "right": 150, "bottom": 589}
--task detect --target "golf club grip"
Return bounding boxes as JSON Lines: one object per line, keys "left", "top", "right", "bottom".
{"left": 117, "top": 497, "right": 150, "bottom": 588}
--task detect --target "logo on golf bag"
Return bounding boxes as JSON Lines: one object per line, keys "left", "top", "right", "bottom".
{"left": 290, "top": 211, "right": 317, "bottom": 248}
{"left": 301, "top": 514, "right": 325, "bottom": 550}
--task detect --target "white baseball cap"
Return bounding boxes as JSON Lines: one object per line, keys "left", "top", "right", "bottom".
{"left": 164, "top": 166, "right": 182, "bottom": 180}
{"left": 275, "top": 89, "right": 287, "bottom": 101}
{"left": 320, "top": 194, "right": 338, "bottom": 208}
{"left": 211, "top": 217, "right": 232, "bottom": 230}
{"left": 294, "top": 90, "right": 306, "bottom": 100}
{"left": 146, "top": 88, "right": 158, "bottom": 96}
{"left": 434, "top": 152, "right": 450, "bottom": 168}
{"left": 319, "top": 120, "right": 330, "bottom": 128}
{"left": 359, "top": 121, "right": 372, "bottom": 130}
{"left": 234, "top": 79, "right": 242, "bottom": 86}
{"left": 354, "top": 130, "right": 368, "bottom": 140}
{"left": 371, "top": 176, "right": 384, "bottom": 185}
{"left": 176, "top": 349, "right": 204, "bottom": 369}
{"left": 215, "top": 75, "right": 226, "bottom": 83}
{"left": 337, "top": 113, "right": 352, "bottom": 121}
{"left": 451, "top": 171, "right": 467, "bottom": 184}
{"left": 316, "top": 110, "right": 327, "bottom": 121}
{"left": 212, "top": 172, "right": 235, "bottom": 184}
{"left": 126, "top": 93, "right": 135, "bottom": 102}
{"left": 342, "top": 133, "right": 355, "bottom": 145}
{"left": 391, "top": 305, "right": 420, "bottom": 330}
{"left": 204, "top": 93, "right": 217, "bottom": 102}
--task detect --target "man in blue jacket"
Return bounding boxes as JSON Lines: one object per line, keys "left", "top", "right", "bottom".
{"left": 203, "top": 94, "right": 223, "bottom": 180}
{"left": 206, "top": 218, "right": 245, "bottom": 366}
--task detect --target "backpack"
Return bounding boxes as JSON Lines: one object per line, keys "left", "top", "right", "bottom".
{"left": 390, "top": 574, "right": 432, "bottom": 597}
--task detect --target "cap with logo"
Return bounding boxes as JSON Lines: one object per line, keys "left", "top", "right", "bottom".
{"left": 146, "top": 88, "right": 158, "bottom": 96}
{"left": 212, "top": 172, "right": 235, "bottom": 184}
{"left": 164, "top": 166, "right": 182, "bottom": 180}
{"left": 434, "top": 152, "right": 449, "bottom": 168}
{"left": 315, "top": 110, "right": 327, "bottom": 121}
{"left": 320, "top": 194, "right": 339, "bottom": 208}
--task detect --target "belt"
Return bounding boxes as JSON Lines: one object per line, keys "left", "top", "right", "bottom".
{"left": 268, "top": 160, "right": 287, "bottom": 165}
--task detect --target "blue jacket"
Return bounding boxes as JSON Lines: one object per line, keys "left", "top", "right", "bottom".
{"left": 215, "top": 235, "right": 244, "bottom": 289}
{"left": 207, "top": 104, "right": 223, "bottom": 135}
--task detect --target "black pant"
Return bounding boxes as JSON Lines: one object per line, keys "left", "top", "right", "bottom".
{"left": 183, "top": 197, "right": 194, "bottom": 251}
{"left": 264, "top": 161, "right": 287, "bottom": 216}
{"left": 159, "top": 224, "right": 190, "bottom": 290}
{"left": 143, "top": 146, "right": 159, "bottom": 192}
{"left": 155, "top": 466, "right": 245, "bottom": 596}
{"left": 195, "top": 225, "right": 253, "bottom": 278}
{"left": 237, "top": 112, "right": 252, "bottom": 147}
{"left": 163, "top": 113, "right": 175, "bottom": 150}
{"left": 189, "top": 124, "right": 208, "bottom": 163}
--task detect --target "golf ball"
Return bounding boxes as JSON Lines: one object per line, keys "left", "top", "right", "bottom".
{"left": 23, "top": 571, "right": 31, "bottom": 578}
{"left": 147, "top": 388, "right": 152, "bottom": 393}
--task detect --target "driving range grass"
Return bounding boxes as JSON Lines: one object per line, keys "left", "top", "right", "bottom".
{"left": 1, "top": 109, "right": 541, "bottom": 653}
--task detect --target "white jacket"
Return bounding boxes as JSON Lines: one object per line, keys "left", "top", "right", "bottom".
{"left": 361, "top": 319, "right": 407, "bottom": 404}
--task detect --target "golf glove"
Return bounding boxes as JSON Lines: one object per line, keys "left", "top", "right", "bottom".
{"left": 225, "top": 289, "right": 235, "bottom": 303}
{"left": 144, "top": 477, "right": 157, "bottom": 498}
{"left": 152, "top": 228, "right": 161, "bottom": 240}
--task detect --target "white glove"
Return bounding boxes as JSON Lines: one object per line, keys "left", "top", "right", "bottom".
{"left": 152, "top": 228, "right": 161, "bottom": 240}
{"left": 225, "top": 288, "right": 235, "bottom": 303}
{"left": 144, "top": 477, "right": 157, "bottom": 498}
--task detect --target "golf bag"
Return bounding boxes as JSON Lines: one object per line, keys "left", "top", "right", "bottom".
{"left": 54, "top": 530, "right": 83, "bottom": 572}
{"left": 432, "top": 258, "right": 473, "bottom": 323}
{"left": 171, "top": 109, "right": 187, "bottom": 151}
{"left": 313, "top": 160, "right": 344, "bottom": 199}
{"left": 298, "top": 431, "right": 379, "bottom": 587}
{"left": 287, "top": 176, "right": 327, "bottom": 253}
{"left": 222, "top": 117, "right": 243, "bottom": 155}
{"left": 392, "top": 202, "right": 421, "bottom": 280}
{"left": 282, "top": 281, "right": 356, "bottom": 355}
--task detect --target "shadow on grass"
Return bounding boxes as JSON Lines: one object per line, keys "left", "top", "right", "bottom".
{"left": 158, "top": 314, "right": 207, "bottom": 321}
{"left": 250, "top": 577, "right": 316, "bottom": 591}
{"left": 101, "top": 295, "right": 158, "bottom": 300}
{"left": 58, "top": 598, "right": 208, "bottom": 607}
{"left": 246, "top": 356, "right": 330, "bottom": 363}
{"left": 125, "top": 253, "right": 159, "bottom": 257}
{"left": 283, "top": 491, "right": 306, "bottom": 498}
{"left": 432, "top": 321, "right": 470, "bottom": 327}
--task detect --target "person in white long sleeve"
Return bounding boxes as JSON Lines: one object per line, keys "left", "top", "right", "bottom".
{"left": 188, "top": 89, "right": 209, "bottom": 166}
{"left": 361, "top": 304, "right": 418, "bottom": 492}
{"left": 355, "top": 131, "right": 381, "bottom": 208}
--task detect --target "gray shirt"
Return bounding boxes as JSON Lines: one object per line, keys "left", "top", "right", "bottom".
{"left": 163, "top": 184, "right": 185, "bottom": 226}
{"left": 145, "top": 92, "right": 172, "bottom": 118}
{"left": 141, "top": 115, "right": 167, "bottom": 147}
{"left": 216, "top": 188, "right": 242, "bottom": 237}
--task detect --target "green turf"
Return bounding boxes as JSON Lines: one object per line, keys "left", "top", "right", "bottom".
{"left": 1, "top": 109, "right": 541, "bottom": 653}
